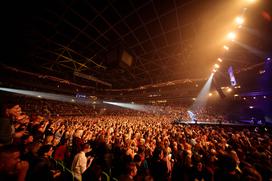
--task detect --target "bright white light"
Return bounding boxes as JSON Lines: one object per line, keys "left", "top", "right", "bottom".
{"left": 190, "top": 73, "right": 214, "bottom": 111}
{"left": 227, "top": 32, "right": 236, "bottom": 41}
{"left": 223, "top": 45, "right": 229, "bottom": 50}
{"left": 234, "top": 94, "right": 239, "bottom": 97}
{"left": 253, "top": 97, "right": 256, "bottom": 99}
{"left": 249, "top": 106, "right": 254, "bottom": 109}
{"left": 0, "top": 87, "right": 90, "bottom": 104}
{"left": 214, "top": 64, "right": 220, "bottom": 69}
{"left": 208, "top": 93, "right": 213, "bottom": 96}
{"left": 235, "top": 16, "right": 244, "bottom": 25}
{"left": 103, "top": 101, "right": 161, "bottom": 113}
{"left": 192, "top": 98, "right": 196, "bottom": 100}
{"left": 217, "top": 58, "right": 223, "bottom": 62}
{"left": 243, "top": 97, "right": 246, "bottom": 100}
{"left": 71, "top": 99, "right": 75, "bottom": 102}
{"left": 263, "top": 96, "right": 267, "bottom": 99}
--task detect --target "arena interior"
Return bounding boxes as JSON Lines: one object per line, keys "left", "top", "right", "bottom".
{"left": 1, "top": 0, "right": 272, "bottom": 180}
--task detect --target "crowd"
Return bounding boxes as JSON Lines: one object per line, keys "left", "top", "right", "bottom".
{"left": 0, "top": 95, "right": 271, "bottom": 181}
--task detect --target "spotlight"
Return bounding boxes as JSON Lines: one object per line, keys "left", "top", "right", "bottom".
{"left": 209, "top": 93, "right": 213, "bottom": 96}
{"left": 249, "top": 106, "right": 254, "bottom": 109}
{"left": 227, "top": 32, "right": 236, "bottom": 41}
{"left": 234, "top": 94, "right": 239, "bottom": 97}
{"left": 253, "top": 97, "right": 256, "bottom": 99}
{"left": 227, "top": 88, "right": 232, "bottom": 92}
{"left": 223, "top": 45, "right": 229, "bottom": 50}
{"left": 267, "top": 57, "right": 271, "bottom": 61}
{"left": 217, "top": 58, "right": 223, "bottom": 62}
{"left": 263, "top": 96, "right": 267, "bottom": 99}
{"left": 243, "top": 97, "right": 246, "bottom": 100}
{"left": 214, "top": 64, "right": 220, "bottom": 69}
{"left": 235, "top": 16, "right": 244, "bottom": 25}
{"left": 192, "top": 98, "right": 196, "bottom": 100}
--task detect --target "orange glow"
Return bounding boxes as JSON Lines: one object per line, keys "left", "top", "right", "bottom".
{"left": 248, "top": 0, "right": 257, "bottom": 3}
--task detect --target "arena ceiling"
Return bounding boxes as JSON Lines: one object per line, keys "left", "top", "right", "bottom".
{"left": 1, "top": 0, "right": 271, "bottom": 90}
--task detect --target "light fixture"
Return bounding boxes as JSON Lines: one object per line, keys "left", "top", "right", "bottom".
{"left": 227, "top": 32, "right": 236, "bottom": 41}
{"left": 217, "top": 58, "right": 223, "bottom": 62}
{"left": 235, "top": 16, "right": 244, "bottom": 25}
{"left": 214, "top": 64, "right": 220, "bottom": 69}
{"left": 223, "top": 45, "right": 229, "bottom": 50}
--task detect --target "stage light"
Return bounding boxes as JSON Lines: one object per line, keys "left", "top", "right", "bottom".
{"left": 103, "top": 101, "right": 161, "bottom": 113}
{"left": 0, "top": 87, "right": 90, "bottom": 104}
{"left": 253, "top": 97, "right": 256, "bottom": 99}
{"left": 243, "top": 97, "right": 247, "bottom": 100}
{"left": 209, "top": 93, "right": 213, "bottom": 96}
{"left": 234, "top": 94, "right": 239, "bottom": 97}
{"left": 227, "top": 88, "right": 232, "bottom": 92}
{"left": 71, "top": 99, "right": 75, "bottom": 102}
{"left": 227, "top": 32, "right": 236, "bottom": 41}
{"left": 190, "top": 73, "right": 214, "bottom": 110}
{"left": 217, "top": 58, "right": 223, "bottom": 62}
{"left": 263, "top": 96, "right": 267, "bottom": 99}
{"left": 235, "top": 16, "right": 244, "bottom": 25}
{"left": 192, "top": 98, "right": 196, "bottom": 100}
{"left": 214, "top": 64, "right": 220, "bottom": 69}
{"left": 223, "top": 45, "right": 229, "bottom": 50}
{"left": 267, "top": 57, "right": 271, "bottom": 61}
{"left": 249, "top": 106, "right": 254, "bottom": 109}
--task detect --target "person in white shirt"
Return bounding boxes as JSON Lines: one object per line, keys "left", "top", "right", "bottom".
{"left": 71, "top": 143, "right": 92, "bottom": 181}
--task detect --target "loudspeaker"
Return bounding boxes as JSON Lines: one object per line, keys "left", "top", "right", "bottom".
{"left": 119, "top": 50, "right": 133, "bottom": 68}
{"left": 105, "top": 47, "right": 133, "bottom": 69}
{"left": 212, "top": 79, "right": 226, "bottom": 99}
